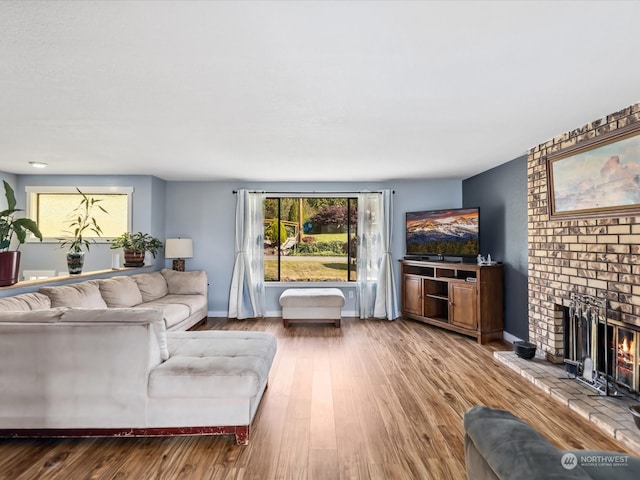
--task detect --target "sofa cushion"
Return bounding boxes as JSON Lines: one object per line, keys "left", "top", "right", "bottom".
{"left": 130, "top": 271, "right": 169, "bottom": 302}
{"left": 0, "top": 292, "right": 51, "bottom": 311}
{"left": 98, "top": 276, "right": 143, "bottom": 308}
{"left": 60, "top": 308, "right": 169, "bottom": 361}
{"left": 149, "top": 331, "right": 276, "bottom": 398}
{"left": 279, "top": 288, "right": 345, "bottom": 307}
{"left": 140, "top": 294, "right": 206, "bottom": 316}
{"left": 160, "top": 269, "right": 207, "bottom": 295}
{"left": 39, "top": 281, "right": 108, "bottom": 309}
{"left": 138, "top": 301, "right": 190, "bottom": 329}
{"left": 0, "top": 307, "right": 68, "bottom": 323}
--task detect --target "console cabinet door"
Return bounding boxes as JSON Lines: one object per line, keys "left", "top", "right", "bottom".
{"left": 449, "top": 282, "right": 477, "bottom": 330}
{"left": 402, "top": 274, "right": 423, "bottom": 316}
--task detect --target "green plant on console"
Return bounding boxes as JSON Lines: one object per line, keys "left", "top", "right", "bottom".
{"left": 0, "top": 180, "right": 43, "bottom": 251}
{"left": 110, "top": 232, "right": 163, "bottom": 258}
{"left": 58, "top": 188, "right": 108, "bottom": 276}
{"left": 58, "top": 188, "right": 108, "bottom": 253}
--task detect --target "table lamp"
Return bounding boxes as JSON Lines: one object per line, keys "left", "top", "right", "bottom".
{"left": 165, "top": 238, "right": 193, "bottom": 271}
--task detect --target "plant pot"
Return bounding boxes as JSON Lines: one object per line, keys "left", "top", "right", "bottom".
{"left": 513, "top": 341, "right": 537, "bottom": 360}
{"left": 0, "top": 251, "right": 21, "bottom": 286}
{"left": 123, "top": 250, "right": 145, "bottom": 267}
{"left": 67, "top": 251, "right": 85, "bottom": 275}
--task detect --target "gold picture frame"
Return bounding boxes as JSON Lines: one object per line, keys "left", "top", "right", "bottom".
{"left": 547, "top": 123, "right": 640, "bottom": 219}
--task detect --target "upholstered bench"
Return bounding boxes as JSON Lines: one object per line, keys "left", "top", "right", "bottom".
{"left": 279, "top": 288, "right": 345, "bottom": 327}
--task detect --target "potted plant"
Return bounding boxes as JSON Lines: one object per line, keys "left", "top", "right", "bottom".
{"left": 110, "top": 232, "right": 163, "bottom": 267}
{"left": 0, "top": 180, "right": 43, "bottom": 286}
{"left": 58, "top": 188, "right": 107, "bottom": 275}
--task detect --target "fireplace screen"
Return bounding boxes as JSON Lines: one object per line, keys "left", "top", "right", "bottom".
{"left": 565, "top": 292, "right": 604, "bottom": 385}
{"left": 564, "top": 289, "right": 640, "bottom": 397}
{"left": 616, "top": 328, "right": 637, "bottom": 391}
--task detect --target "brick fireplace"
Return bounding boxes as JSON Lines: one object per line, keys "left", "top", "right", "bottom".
{"left": 528, "top": 102, "right": 640, "bottom": 364}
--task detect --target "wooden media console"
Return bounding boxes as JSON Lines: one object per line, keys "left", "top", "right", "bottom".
{"left": 400, "top": 260, "right": 504, "bottom": 344}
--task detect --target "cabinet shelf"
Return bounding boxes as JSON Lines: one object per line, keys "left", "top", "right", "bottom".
{"left": 426, "top": 294, "right": 448, "bottom": 301}
{"left": 400, "top": 259, "right": 503, "bottom": 344}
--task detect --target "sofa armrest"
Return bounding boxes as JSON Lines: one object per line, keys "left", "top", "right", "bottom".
{"left": 0, "top": 309, "right": 165, "bottom": 428}
{"left": 464, "top": 433, "right": 500, "bottom": 480}
{"left": 160, "top": 269, "right": 208, "bottom": 295}
{"left": 463, "top": 406, "right": 590, "bottom": 479}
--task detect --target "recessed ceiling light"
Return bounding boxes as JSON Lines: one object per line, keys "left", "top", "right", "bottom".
{"left": 29, "top": 162, "right": 48, "bottom": 168}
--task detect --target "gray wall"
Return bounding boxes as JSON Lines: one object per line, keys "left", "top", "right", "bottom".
{"left": 2, "top": 159, "right": 530, "bottom": 335}
{"left": 462, "top": 155, "right": 528, "bottom": 340}
{"left": 2, "top": 174, "right": 463, "bottom": 315}
{"left": 165, "top": 179, "right": 462, "bottom": 315}
{"left": 14, "top": 175, "right": 167, "bottom": 276}
{"left": 150, "top": 176, "right": 167, "bottom": 262}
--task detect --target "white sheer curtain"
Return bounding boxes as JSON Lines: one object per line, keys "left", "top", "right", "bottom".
{"left": 356, "top": 189, "right": 399, "bottom": 320}
{"left": 228, "top": 189, "right": 266, "bottom": 319}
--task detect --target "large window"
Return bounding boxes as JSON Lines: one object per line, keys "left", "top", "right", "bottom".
{"left": 26, "top": 186, "right": 132, "bottom": 241}
{"left": 264, "top": 196, "right": 357, "bottom": 282}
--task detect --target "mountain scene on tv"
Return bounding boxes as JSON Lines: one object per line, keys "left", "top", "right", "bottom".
{"left": 406, "top": 209, "right": 479, "bottom": 255}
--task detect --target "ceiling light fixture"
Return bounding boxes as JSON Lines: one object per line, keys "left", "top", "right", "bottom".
{"left": 29, "top": 161, "right": 48, "bottom": 168}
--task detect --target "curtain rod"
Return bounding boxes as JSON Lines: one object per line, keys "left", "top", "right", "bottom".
{"left": 232, "top": 190, "right": 394, "bottom": 194}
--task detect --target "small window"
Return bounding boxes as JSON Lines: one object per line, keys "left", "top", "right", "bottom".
{"left": 26, "top": 186, "right": 133, "bottom": 241}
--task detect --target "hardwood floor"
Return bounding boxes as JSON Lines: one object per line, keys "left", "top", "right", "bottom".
{"left": 1, "top": 317, "right": 634, "bottom": 480}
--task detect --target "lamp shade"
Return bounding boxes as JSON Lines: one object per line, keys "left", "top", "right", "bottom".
{"left": 165, "top": 238, "right": 193, "bottom": 259}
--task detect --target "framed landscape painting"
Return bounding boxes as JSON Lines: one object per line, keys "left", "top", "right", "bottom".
{"left": 548, "top": 125, "right": 640, "bottom": 218}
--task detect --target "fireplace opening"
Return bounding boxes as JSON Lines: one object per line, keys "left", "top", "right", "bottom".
{"left": 562, "top": 290, "right": 640, "bottom": 400}
{"left": 617, "top": 327, "right": 637, "bottom": 391}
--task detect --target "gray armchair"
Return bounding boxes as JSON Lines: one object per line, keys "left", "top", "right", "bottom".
{"left": 463, "top": 405, "right": 640, "bottom": 480}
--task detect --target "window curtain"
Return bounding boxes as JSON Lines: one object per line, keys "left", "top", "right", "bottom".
{"left": 228, "top": 189, "right": 266, "bottom": 319}
{"left": 356, "top": 189, "right": 399, "bottom": 320}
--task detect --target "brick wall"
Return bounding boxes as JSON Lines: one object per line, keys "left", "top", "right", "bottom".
{"left": 528, "top": 103, "right": 640, "bottom": 363}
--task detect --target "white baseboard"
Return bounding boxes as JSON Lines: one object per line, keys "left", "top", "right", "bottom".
{"left": 502, "top": 331, "right": 522, "bottom": 344}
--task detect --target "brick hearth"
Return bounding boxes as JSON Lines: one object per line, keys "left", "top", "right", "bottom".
{"left": 495, "top": 351, "right": 640, "bottom": 455}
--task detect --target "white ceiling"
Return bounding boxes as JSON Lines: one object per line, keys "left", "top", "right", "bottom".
{"left": 1, "top": 1, "right": 638, "bottom": 182}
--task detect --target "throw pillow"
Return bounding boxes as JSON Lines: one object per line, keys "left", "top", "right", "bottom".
{"left": 98, "top": 276, "right": 143, "bottom": 308}
{"left": 0, "top": 292, "right": 51, "bottom": 312}
{"left": 39, "top": 281, "right": 108, "bottom": 308}
{"left": 160, "top": 269, "right": 207, "bottom": 295}
{"left": 130, "top": 271, "right": 169, "bottom": 302}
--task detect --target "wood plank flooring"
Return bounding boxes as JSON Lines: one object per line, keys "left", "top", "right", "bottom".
{"left": 0, "top": 317, "right": 634, "bottom": 480}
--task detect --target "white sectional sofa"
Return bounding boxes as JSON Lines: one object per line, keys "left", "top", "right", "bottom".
{"left": 0, "top": 268, "right": 208, "bottom": 331}
{"left": 0, "top": 270, "right": 278, "bottom": 444}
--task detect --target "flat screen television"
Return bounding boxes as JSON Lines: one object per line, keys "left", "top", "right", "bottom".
{"left": 405, "top": 207, "right": 479, "bottom": 260}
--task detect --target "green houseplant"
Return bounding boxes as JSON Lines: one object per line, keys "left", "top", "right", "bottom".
{"left": 110, "top": 232, "right": 163, "bottom": 267}
{"left": 0, "top": 180, "right": 43, "bottom": 286}
{"left": 58, "top": 188, "right": 107, "bottom": 275}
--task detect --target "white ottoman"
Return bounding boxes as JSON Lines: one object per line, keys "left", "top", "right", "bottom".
{"left": 279, "top": 288, "right": 345, "bottom": 327}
